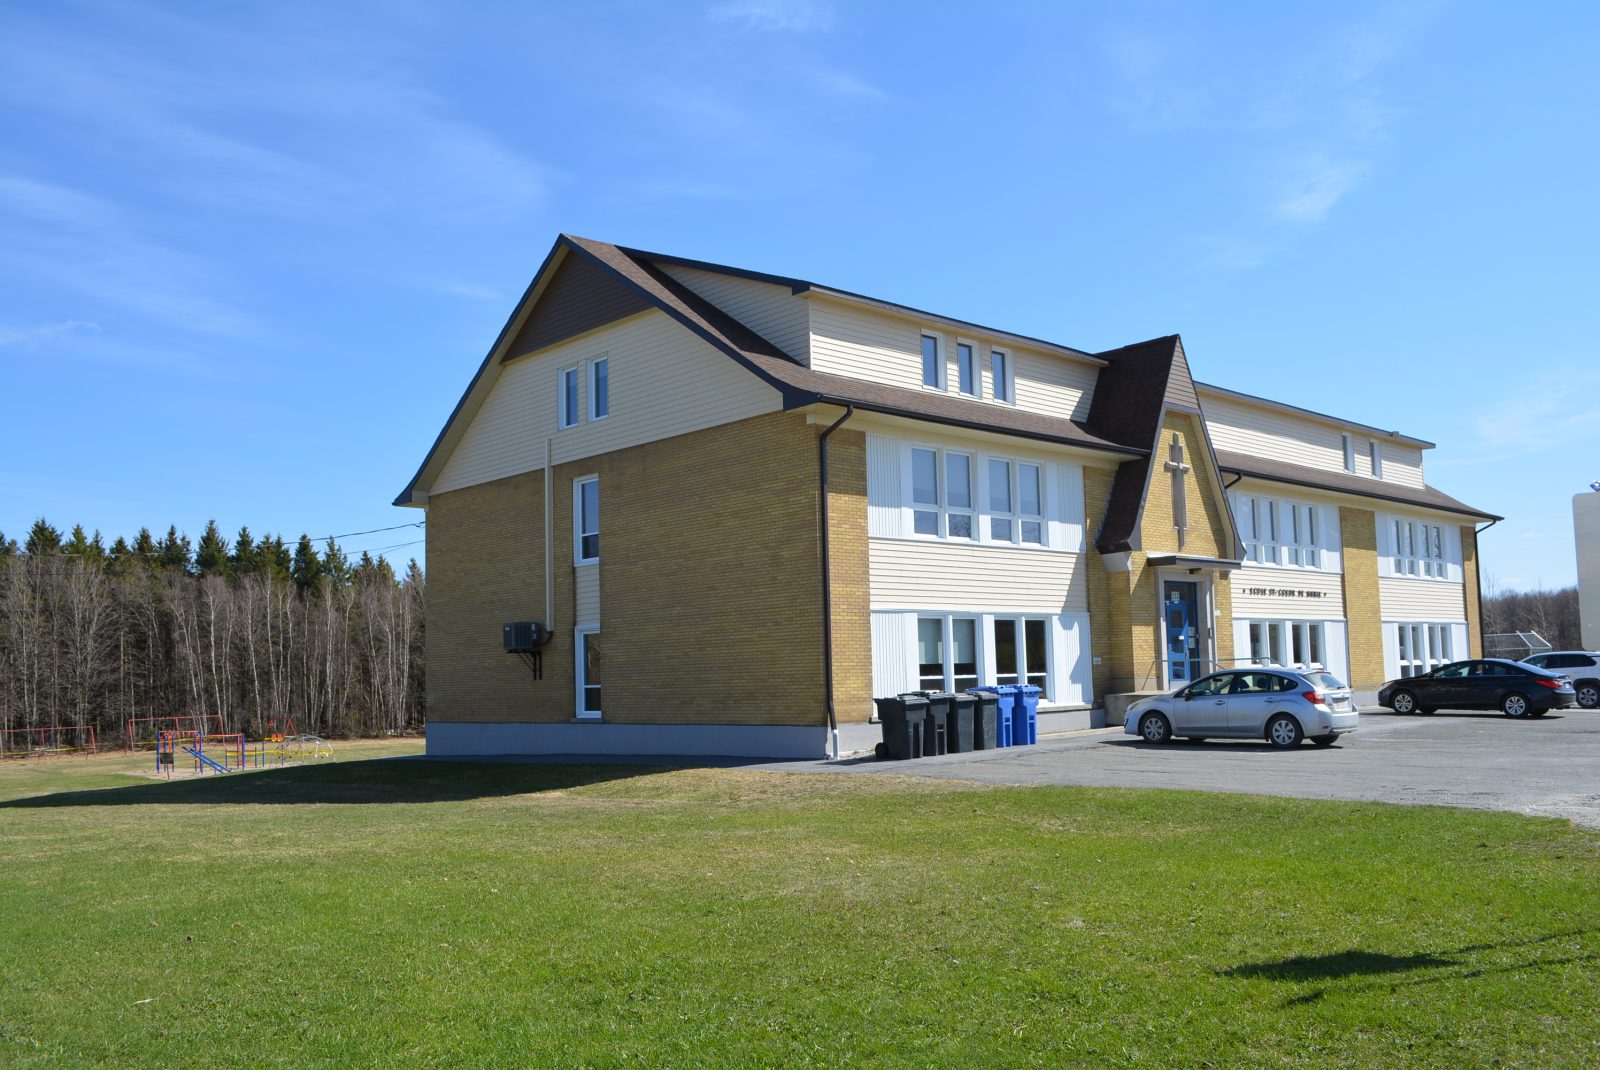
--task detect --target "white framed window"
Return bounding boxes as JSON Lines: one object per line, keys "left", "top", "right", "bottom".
{"left": 920, "top": 334, "right": 942, "bottom": 389}
{"left": 1246, "top": 619, "right": 1325, "bottom": 669}
{"left": 1342, "top": 433, "right": 1355, "bottom": 473}
{"left": 575, "top": 626, "right": 602, "bottom": 718}
{"left": 588, "top": 357, "right": 609, "bottom": 421}
{"left": 916, "top": 615, "right": 978, "bottom": 692}
{"left": 994, "top": 617, "right": 1048, "bottom": 690}
{"left": 574, "top": 477, "right": 599, "bottom": 564}
{"left": 1395, "top": 622, "right": 1452, "bottom": 677}
{"left": 910, "top": 447, "right": 975, "bottom": 539}
{"left": 1392, "top": 519, "right": 1446, "bottom": 578}
{"left": 1369, "top": 439, "right": 1382, "bottom": 479}
{"left": 987, "top": 458, "right": 1013, "bottom": 541}
{"left": 956, "top": 342, "right": 977, "bottom": 396}
{"left": 1284, "top": 503, "right": 1321, "bottom": 568}
{"left": 990, "top": 348, "right": 1011, "bottom": 403}
{"left": 1236, "top": 495, "right": 1280, "bottom": 565}
{"left": 558, "top": 366, "right": 580, "bottom": 429}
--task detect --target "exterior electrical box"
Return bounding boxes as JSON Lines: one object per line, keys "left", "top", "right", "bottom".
{"left": 503, "top": 621, "right": 548, "bottom": 653}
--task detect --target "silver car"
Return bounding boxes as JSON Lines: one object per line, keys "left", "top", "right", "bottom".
{"left": 1123, "top": 668, "right": 1359, "bottom": 748}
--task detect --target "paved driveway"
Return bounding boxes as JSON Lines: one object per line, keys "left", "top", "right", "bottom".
{"left": 809, "top": 708, "right": 1600, "bottom": 829}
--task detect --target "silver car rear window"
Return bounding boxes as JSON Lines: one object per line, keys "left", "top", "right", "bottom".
{"left": 1304, "top": 672, "right": 1347, "bottom": 690}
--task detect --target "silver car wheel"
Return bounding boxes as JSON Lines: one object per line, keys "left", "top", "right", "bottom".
{"left": 1139, "top": 713, "right": 1171, "bottom": 744}
{"left": 1502, "top": 693, "right": 1529, "bottom": 718}
{"left": 1391, "top": 691, "right": 1416, "bottom": 714}
{"left": 1577, "top": 683, "right": 1599, "bottom": 709}
{"left": 1266, "top": 714, "right": 1302, "bottom": 749}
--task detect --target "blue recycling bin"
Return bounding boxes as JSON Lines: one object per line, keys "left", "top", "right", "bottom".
{"left": 1017, "top": 684, "right": 1042, "bottom": 745}
{"left": 970, "top": 685, "right": 1016, "bottom": 747}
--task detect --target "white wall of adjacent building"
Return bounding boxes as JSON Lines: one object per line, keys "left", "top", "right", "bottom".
{"left": 1576, "top": 492, "right": 1600, "bottom": 650}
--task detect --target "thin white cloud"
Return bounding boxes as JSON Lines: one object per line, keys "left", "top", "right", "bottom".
{"left": 708, "top": 0, "right": 834, "bottom": 33}
{"left": 1271, "top": 155, "right": 1371, "bottom": 224}
{"left": 0, "top": 321, "right": 100, "bottom": 348}
{"left": 811, "top": 68, "right": 889, "bottom": 102}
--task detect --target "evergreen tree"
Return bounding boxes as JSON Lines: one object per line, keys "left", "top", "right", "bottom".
{"left": 0, "top": 531, "right": 16, "bottom": 557}
{"left": 195, "top": 519, "right": 230, "bottom": 577}
{"left": 63, "top": 525, "right": 107, "bottom": 563}
{"left": 231, "top": 527, "right": 261, "bottom": 575}
{"left": 321, "top": 539, "right": 351, "bottom": 589}
{"left": 260, "top": 534, "right": 293, "bottom": 578}
{"left": 25, "top": 518, "right": 62, "bottom": 556}
{"left": 132, "top": 527, "right": 159, "bottom": 568}
{"left": 291, "top": 534, "right": 323, "bottom": 591}
{"left": 157, "top": 525, "right": 192, "bottom": 573}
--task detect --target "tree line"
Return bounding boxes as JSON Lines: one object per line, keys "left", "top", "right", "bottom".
{"left": 0, "top": 518, "right": 424, "bottom": 748}
{"left": 1482, "top": 582, "right": 1581, "bottom": 653}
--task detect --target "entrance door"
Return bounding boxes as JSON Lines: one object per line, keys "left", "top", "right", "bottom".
{"left": 1163, "top": 581, "right": 1201, "bottom": 685}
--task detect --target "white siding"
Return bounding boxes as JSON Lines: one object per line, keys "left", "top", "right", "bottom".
{"left": 657, "top": 264, "right": 811, "bottom": 363}
{"left": 869, "top": 540, "right": 1087, "bottom": 613}
{"left": 807, "top": 298, "right": 1097, "bottom": 420}
{"left": 870, "top": 611, "right": 916, "bottom": 700}
{"left": 432, "top": 310, "right": 781, "bottom": 494}
{"left": 1053, "top": 612, "right": 1094, "bottom": 706}
{"left": 1381, "top": 623, "right": 1402, "bottom": 681}
{"left": 1202, "top": 392, "right": 1430, "bottom": 491}
{"left": 1323, "top": 621, "right": 1351, "bottom": 685}
{"left": 1052, "top": 463, "right": 1086, "bottom": 552}
{"left": 574, "top": 566, "right": 600, "bottom": 626}
{"left": 865, "top": 434, "right": 904, "bottom": 537}
{"left": 1231, "top": 567, "right": 1347, "bottom": 620}
{"left": 1379, "top": 577, "right": 1467, "bottom": 621}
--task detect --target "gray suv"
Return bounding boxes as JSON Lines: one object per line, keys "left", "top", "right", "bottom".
{"left": 1521, "top": 651, "right": 1600, "bottom": 708}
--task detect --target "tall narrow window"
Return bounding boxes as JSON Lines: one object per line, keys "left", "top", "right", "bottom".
{"left": 957, "top": 343, "right": 977, "bottom": 396}
{"left": 1342, "top": 433, "right": 1355, "bottom": 473}
{"left": 988, "top": 459, "right": 1013, "bottom": 541}
{"left": 1023, "top": 619, "right": 1048, "bottom": 691}
{"left": 911, "top": 448, "right": 940, "bottom": 535}
{"left": 951, "top": 618, "right": 978, "bottom": 691}
{"left": 576, "top": 628, "right": 602, "bottom": 717}
{"left": 1018, "top": 463, "right": 1044, "bottom": 544}
{"left": 575, "top": 477, "right": 599, "bottom": 563}
{"left": 991, "top": 349, "right": 1011, "bottom": 402}
{"left": 945, "top": 453, "right": 974, "bottom": 539}
{"left": 588, "top": 357, "right": 609, "bottom": 420}
{"left": 559, "top": 367, "right": 580, "bottom": 429}
{"left": 1369, "top": 439, "right": 1382, "bottom": 479}
{"left": 921, "top": 335, "right": 941, "bottom": 388}
{"left": 917, "top": 617, "right": 944, "bottom": 690}
{"left": 994, "top": 619, "right": 1019, "bottom": 685}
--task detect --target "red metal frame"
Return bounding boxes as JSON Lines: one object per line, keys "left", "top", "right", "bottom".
{"left": 0, "top": 724, "right": 98, "bottom": 759}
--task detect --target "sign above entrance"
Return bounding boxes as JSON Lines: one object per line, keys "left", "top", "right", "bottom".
{"left": 1241, "top": 586, "right": 1328, "bottom": 599}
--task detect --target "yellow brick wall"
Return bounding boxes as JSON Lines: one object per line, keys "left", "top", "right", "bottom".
{"left": 1341, "top": 507, "right": 1386, "bottom": 689}
{"left": 825, "top": 428, "right": 874, "bottom": 724}
{"left": 426, "top": 410, "right": 842, "bottom": 727}
{"left": 1082, "top": 465, "right": 1123, "bottom": 698}
{"left": 1141, "top": 412, "right": 1232, "bottom": 559}
{"left": 1461, "top": 524, "right": 1482, "bottom": 658}
{"left": 425, "top": 470, "right": 564, "bottom": 722}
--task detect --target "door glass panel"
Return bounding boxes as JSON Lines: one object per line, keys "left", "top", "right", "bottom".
{"left": 917, "top": 618, "right": 944, "bottom": 689}
{"left": 1024, "top": 619, "right": 1047, "bottom": 691}
{"left": 994, "top": 619, "right": 1019, "bottom": 685}
{"left": 951, "top": 619, "right": 978, "bottom": 691}
{"left": 581, "top": 633, "right": 602, "bottom": 713}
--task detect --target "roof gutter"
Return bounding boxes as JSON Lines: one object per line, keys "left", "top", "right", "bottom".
{"left": 1473, "top": 516, "right": 1501, "bottom": 658}
{"left": 817, "top": 403, "right": 855, "bottom": 761}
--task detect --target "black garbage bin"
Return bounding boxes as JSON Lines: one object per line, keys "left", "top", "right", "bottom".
{"left": 873, "top": 694, "right": 927, "bottom": 760}
{"left": 966, "top": 690, "right": 999, "bottom": 750}
{"left": 946, "top": 693, "right": 977, "bottom": 753}
{"left": 914, "top": 691, "right": 953, "bottom": 757}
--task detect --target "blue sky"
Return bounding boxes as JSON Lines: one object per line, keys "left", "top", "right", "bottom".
{"left": 1, "top": 0, "right": 1595, "bottom": 586}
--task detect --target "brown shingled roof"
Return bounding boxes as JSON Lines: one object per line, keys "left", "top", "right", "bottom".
{"left": 1214, "top": 450, "right": 1499, "bottom": 520}
{"left": 563, "top": 236, "right": 1143, "bottom": 457}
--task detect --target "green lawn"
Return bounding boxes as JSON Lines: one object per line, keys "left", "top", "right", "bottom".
{"left": 1, "top": 748, "right": 1596, "bottom": 1069}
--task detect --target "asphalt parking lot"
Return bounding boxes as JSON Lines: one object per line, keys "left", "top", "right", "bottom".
{"left": 816, "top": 707, "right": 1600, "bottom": 829}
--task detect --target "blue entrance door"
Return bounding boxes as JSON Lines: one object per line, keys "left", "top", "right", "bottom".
{"left": 1164, "top": 581, "right": 1200, "bottom": 684}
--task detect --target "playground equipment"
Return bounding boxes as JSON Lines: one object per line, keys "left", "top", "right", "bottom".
{"left": 0, "top": 724, "right": 98, "bottom": 760}
{"left": 154, "top": 731, "right": 335, "bottom": 776}
{"left": 125, "top": 713, "right": 226, "bottom": 752}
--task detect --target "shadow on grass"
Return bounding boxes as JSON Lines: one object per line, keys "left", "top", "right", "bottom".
{"left": 0, "top": 758, "right": 671, "bottom": 808}
{"left": 1222, "top": 928, "right": 1597, "bottom": 1005}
